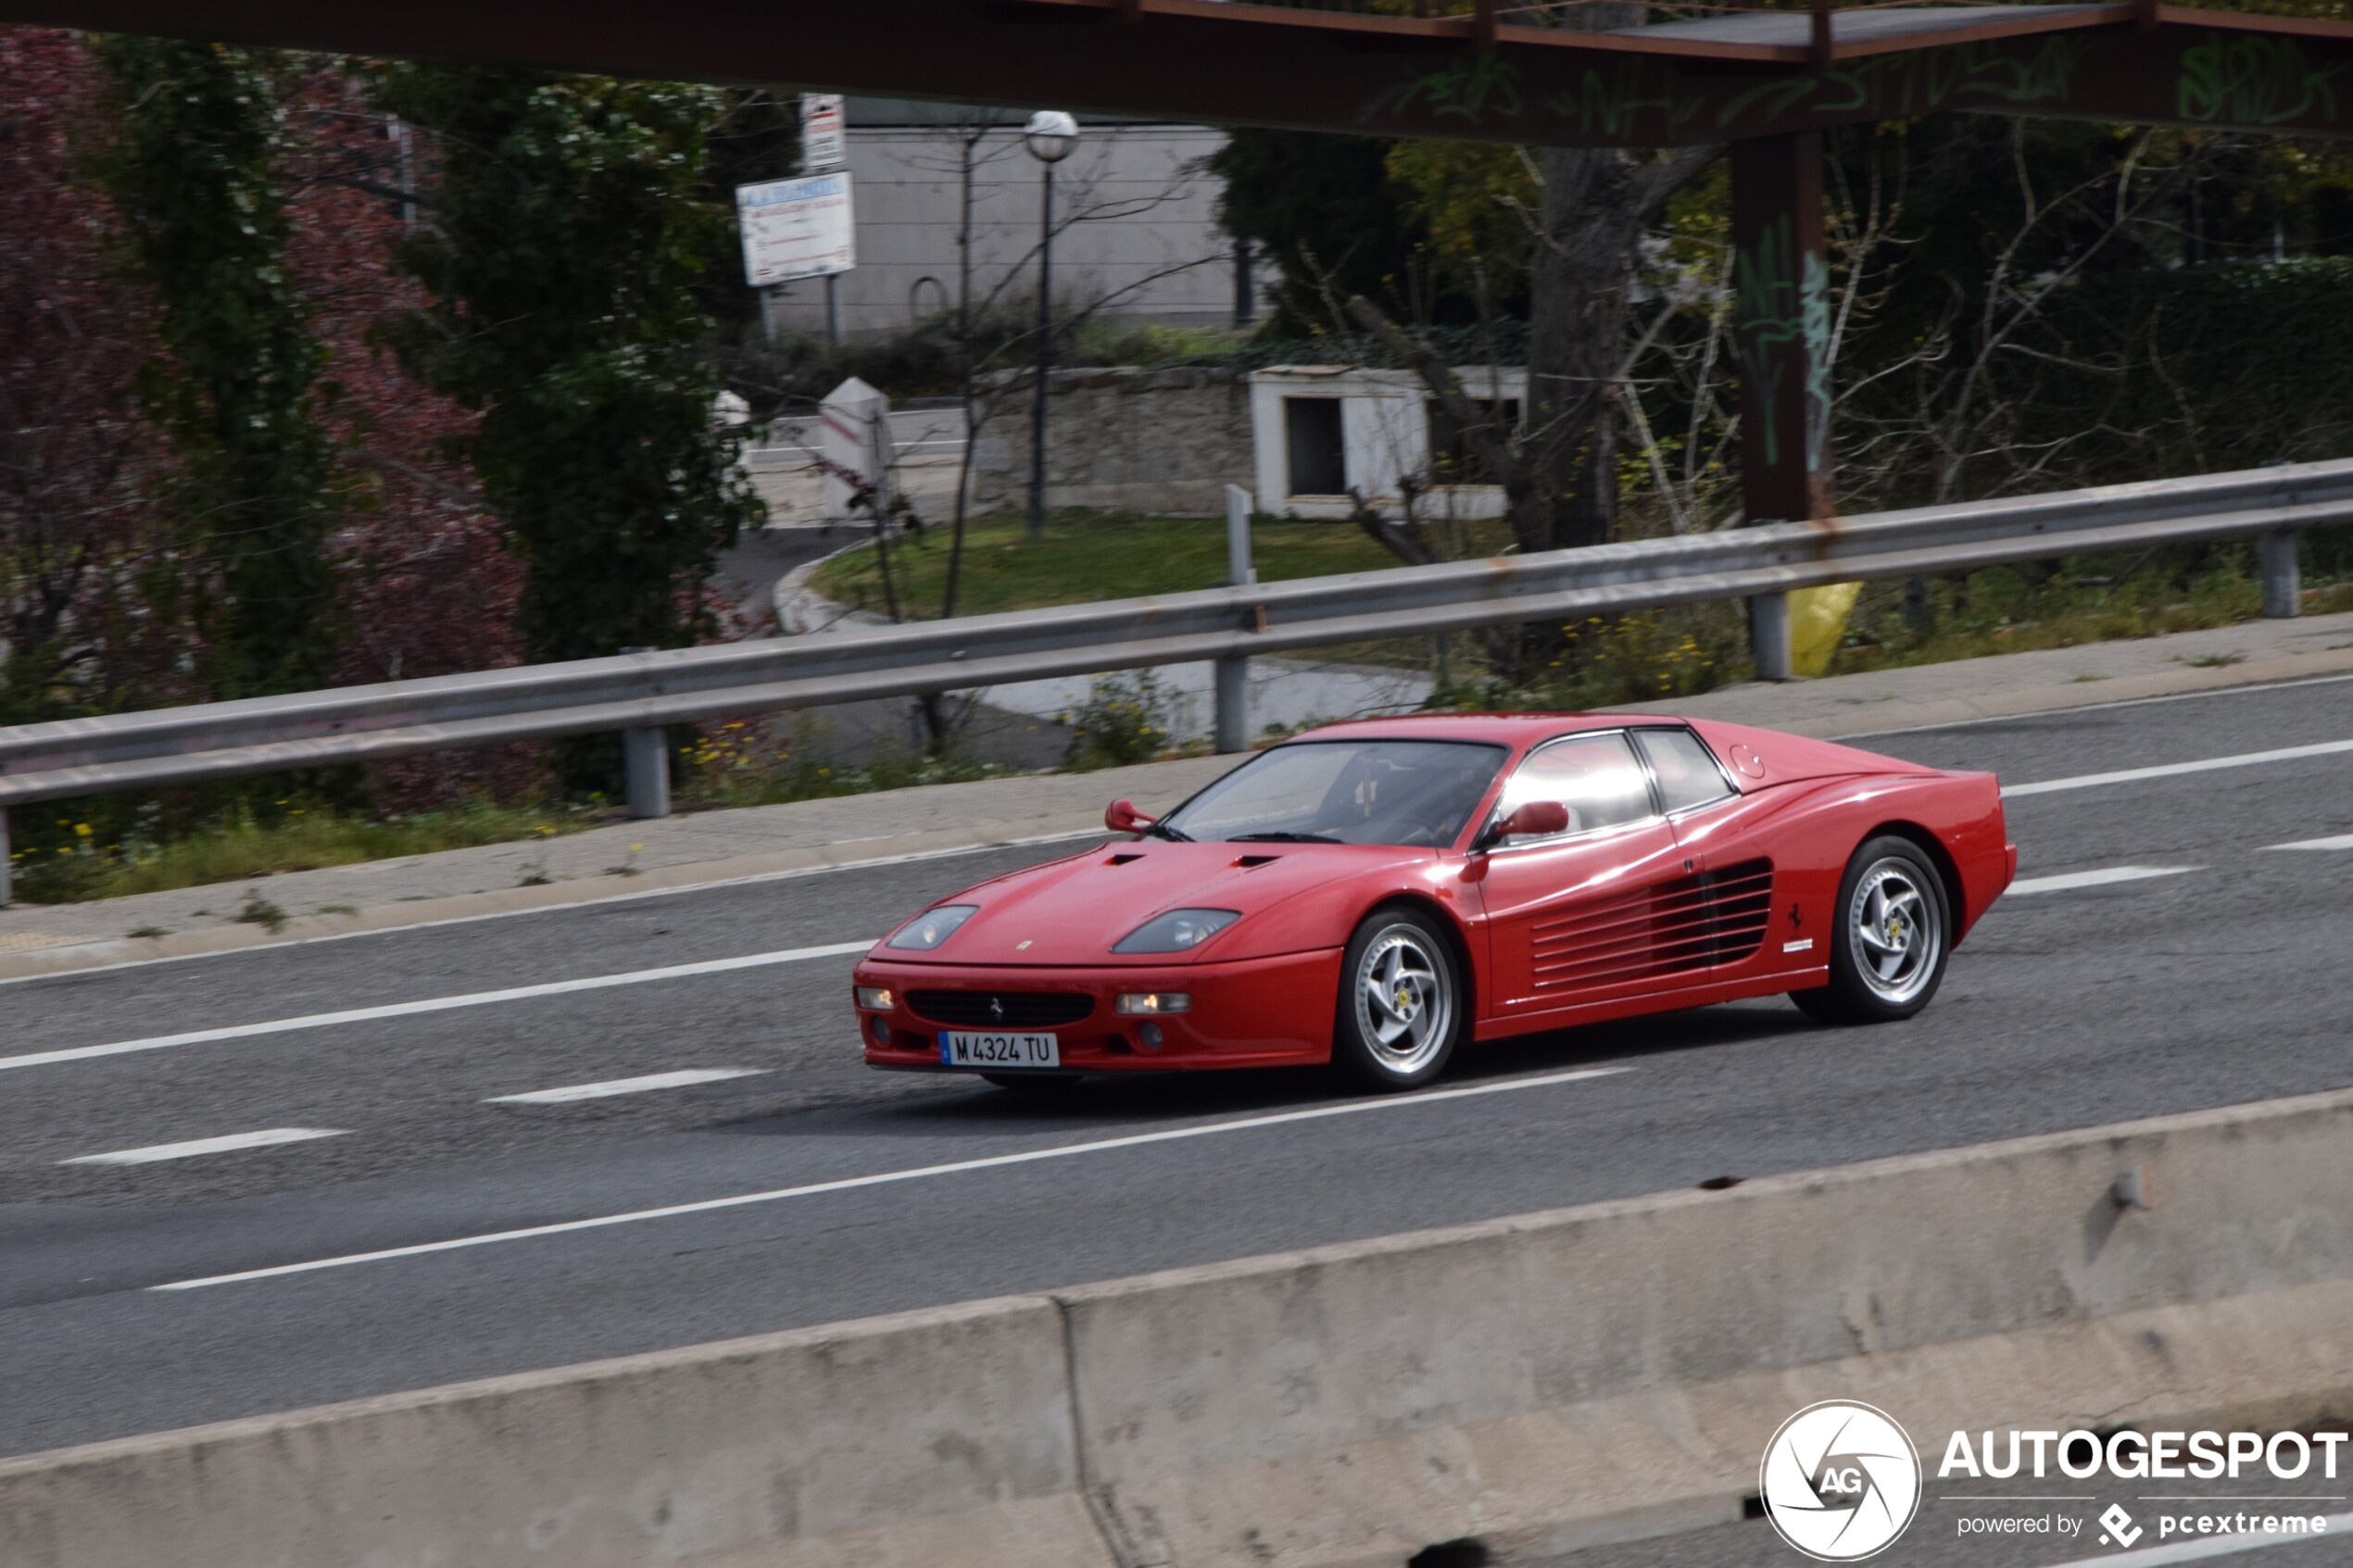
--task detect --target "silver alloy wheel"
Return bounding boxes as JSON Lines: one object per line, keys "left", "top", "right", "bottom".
{"left": 1847, "top": 857, "right": 1944, "bottom": 1004}
{"left": 1351, "top": 922, "right": 1453, "bottom": 1077}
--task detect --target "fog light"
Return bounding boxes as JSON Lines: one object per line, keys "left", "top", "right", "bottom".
{"left": 854, "top": 986, "right": 894, "bottom": 1010}
{"left": 870, "top": 1014, "right": 891, "bottom": 1045}
{"left": 1114, "top": 992, "right": 1191, "bottom": 1015}
{"left": 1137, "top": 1021, "right": 1164, "bottom": 1050}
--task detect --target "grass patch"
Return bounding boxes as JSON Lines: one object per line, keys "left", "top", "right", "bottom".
{"left": 811, "top": 508, "right": 1502, "bottom": 620}
{"left": 10, "top": 800, "right": 594, "bottom": 905}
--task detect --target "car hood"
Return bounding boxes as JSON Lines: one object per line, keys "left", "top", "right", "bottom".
{"left": 881, "top": 839, "right": 1435, "bottom": 966}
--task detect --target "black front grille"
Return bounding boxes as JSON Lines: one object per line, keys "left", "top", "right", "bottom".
{"left": 908, "top": 990, "right": 1095, "bottom": 1029}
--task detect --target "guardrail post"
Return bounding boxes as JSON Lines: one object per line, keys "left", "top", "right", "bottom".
{"left": 2259, "top": 530, "right": 2299, "bottom": 618}
{"left": 0, "top": 806, "right": 11, "bottom": 909}
{"left": 1750, "top": 592, "right": 1794, "bottom": 682}
{"left": 623, "top": 726, "right": 671, "bottom": 820}
{"left": 1214, "top": 483, "right": 1257, "bottom": 754}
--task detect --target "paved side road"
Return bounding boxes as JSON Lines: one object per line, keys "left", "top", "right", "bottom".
{"left": 0, "top": 671, "right": 2346, "bottom": 1462}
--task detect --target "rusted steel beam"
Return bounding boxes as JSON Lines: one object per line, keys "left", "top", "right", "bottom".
{"left": 0, "top": 0, "right": 2348, "bottom": 146}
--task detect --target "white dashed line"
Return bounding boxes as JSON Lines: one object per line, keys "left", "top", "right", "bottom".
{"left": 485, "top": 1069, "right": 769, "bottom": 1104}
{"left": 0, "top": 940, "right": 875, "bottom": 1074}
{"left": 62, "top": 1127, "right": 348, "bottom": 1166}
{"left": 2008, "top": 866, "right": 2201, "bottom": 896}
{"left": 2263, "top": 833, "right": 2353, "bottom": 851}
{"left": 2003, "top": 738, "right": 2353, "bottom": 797}
{"left": 150, "top": 1065, "right": 1632, "bottom": 1291}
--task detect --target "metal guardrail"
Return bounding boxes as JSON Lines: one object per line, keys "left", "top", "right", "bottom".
{"left": 0, "top": 457, "right": 2341, "bottom": 902}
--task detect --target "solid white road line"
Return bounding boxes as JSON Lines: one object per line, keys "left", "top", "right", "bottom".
{"left": 0, "top": 828, "right": 1106, "bottom": 990}
{"left": 2263, "top": 833, "right": 2353, "bottom": 851}
{"left": 0, "top": 940, "right": 875, "bottom": 1074}
{"left": 152, "top": 1065, "right": 1632, "bottom": 1291}
{"left": 2037, "top": 1511, "right": 2353, "bottom": 1567}
{"left": 2003, "top": 737, "right": 2353, "bottom": 797}
{"left": 2008, "top": 866, "right": 2200, "bottom": 896}
{"left": 1848, "top": 669, "right": 2353, "bottom": 740}
{"left": 484, "top": 1068, "right": 769, "bottom": 1105}
{"left": 62, "top": 1127, "right": 348, "bottom": 1166}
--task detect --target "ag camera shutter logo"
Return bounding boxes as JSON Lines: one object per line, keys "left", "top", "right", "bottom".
{"left": 1759, "top": 1400, "right": 1922, "bottom": 1561}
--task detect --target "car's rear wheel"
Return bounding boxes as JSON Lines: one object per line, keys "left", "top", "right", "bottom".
{"left": 980, "top": 1073, "right": 1084, "bottom": 1095}
{"left": 1792, "top": 835, "right": 1950, "bottom": 1025}
{"left": 1333, "top": 907, "right": 1466, "bottom": 1090}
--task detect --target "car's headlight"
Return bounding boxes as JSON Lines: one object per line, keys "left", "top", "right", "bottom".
{"left": 885, "top": 905, "right": 977, "bottom": 951}
{"left": 1112, "top": 909, "right": 1239, "bottom": 954}
{"left": 1115, "top": 992, "right": 1191, "bottom": 1014}
{"left": 854, "top": 986, "right": 895, "bottom": 1010}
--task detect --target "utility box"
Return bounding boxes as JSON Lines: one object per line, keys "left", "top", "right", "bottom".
{"left": 820, "top": 376, "right": 893, "bottom": 524}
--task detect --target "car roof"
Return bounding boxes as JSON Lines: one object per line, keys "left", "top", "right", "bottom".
{"left": 1283, "top": 712, "right": 1672, "bottom": 747}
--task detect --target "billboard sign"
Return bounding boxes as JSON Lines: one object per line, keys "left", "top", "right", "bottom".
{"left": 736, "top": 171, "right": 855, "bottom": 287}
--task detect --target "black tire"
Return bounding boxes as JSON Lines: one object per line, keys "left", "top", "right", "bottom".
{"left": 980, "top": 1072, "right": 1084, "bottom": 1094}
{"left": 1792, "top": 834, "right": 1952, "bottom": 1025}
{"left": 1332, "top": 906, "right": 1467, "bottom": 1090}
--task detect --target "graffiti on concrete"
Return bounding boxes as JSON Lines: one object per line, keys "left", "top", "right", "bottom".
{"left": 1365, "top": 53, "right": 1523, "bottom": 123}
{"left": 1732, "top": 213, "right": 1831, "bottom": 484}
{"left": 2178, "top": 35, "right": 2346, "bottom": 126}
{"left": 1542, "top": 60, "right": 1705, "bottom": 139}
{"left": 1716, "top": 38, "right": 2088, "bottom": 128}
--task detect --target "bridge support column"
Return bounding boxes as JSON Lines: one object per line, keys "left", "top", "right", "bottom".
{"left": 2259, "top": 529, "right": 2300, "bottom": 618}
{"left": 1731, "top": 132, "right": 1833, "bottom": 681}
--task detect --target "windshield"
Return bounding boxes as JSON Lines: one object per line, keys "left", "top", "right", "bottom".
{"left": 1159, "top": 739, "right": 1507, "bottom": 848}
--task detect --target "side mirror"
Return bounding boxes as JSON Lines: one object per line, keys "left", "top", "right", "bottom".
{"left": 1105, "top": 797, "right": 1156, "bottom": 834}
{"left": 1480, "top": 799, "right": 1569, "bottom": 848}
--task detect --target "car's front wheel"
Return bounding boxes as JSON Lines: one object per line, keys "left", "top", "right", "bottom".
{"left": 1333, "top": 907, "right": 1466, "bottom": 1090}
{"left": 1792, "top": 835, "right": 1951, "bottom": 1024}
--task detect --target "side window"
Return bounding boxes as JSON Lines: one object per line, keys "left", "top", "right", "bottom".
{"left": 1633, "top": 728, "right": 1735, "bottom": 815}
{"left": 1496, "top": 733, "right": 1654, "bottom": 844}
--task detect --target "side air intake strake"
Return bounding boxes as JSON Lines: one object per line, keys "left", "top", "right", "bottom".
{"left": 1530, "top": 859, "right": 1774, "bottom": 992}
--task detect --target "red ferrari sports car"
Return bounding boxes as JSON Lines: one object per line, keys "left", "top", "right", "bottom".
{"left": 852, "top": 713, "right": 2014, "bottom": 1090}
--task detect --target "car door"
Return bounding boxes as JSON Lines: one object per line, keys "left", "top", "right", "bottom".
{"left": 1471, "top": 731, "right": 1688, "bottom": 1016}
{"left": 1632, "top": 725, "right": 1780, "bottom": 975}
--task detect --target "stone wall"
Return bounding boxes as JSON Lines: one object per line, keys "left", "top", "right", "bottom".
{"left": 970, "top": 366, "right": 1252, "bottom": 516}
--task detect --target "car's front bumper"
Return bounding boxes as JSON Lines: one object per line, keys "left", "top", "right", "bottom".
{"left": 851, "top": 949, "right": 1343, "bottom": 1073}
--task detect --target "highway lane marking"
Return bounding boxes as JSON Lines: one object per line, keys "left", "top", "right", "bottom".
{"left": 2035, "top": 1510, "right": 2353, "bottom": 1567}
{"left": 150, "top": 1065, "right": 1633, "bottom": 1291}
{"left": 2263, "top": 833, "right": 2353, "bottom": 850}
{"left": 484, "top": 1068, "right": 769, "bottom": 1104}
{"left": 61, "top": 1127, "right": 347, "bottom": 1166}
{"left": 0, "top": 941, "right": 875, "bottom": 1073}
{"left": 1849, "top": 669, "right": 2353, "bottom": 739}
{"left": 0, "top": 829, "right": 1105, "bottom": 990}
{"left": 2002, "top": 737, "right": 2353, "bottom": 797}
{"left": 2007, "top": 866, "right": 2201, "bottom": 896}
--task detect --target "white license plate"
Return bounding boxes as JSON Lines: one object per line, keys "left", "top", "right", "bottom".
{"left": 939, "top": 1031, "right": 1061, "bottom": 1069}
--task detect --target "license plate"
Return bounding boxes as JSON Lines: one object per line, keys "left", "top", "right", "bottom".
{"left": 939, "top": 1031, "right": 1061, "bottom": 1069}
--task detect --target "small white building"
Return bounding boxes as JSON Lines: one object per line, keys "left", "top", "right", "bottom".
{"left": 1249, "top": 366, "right": 1526, "bottom": 521}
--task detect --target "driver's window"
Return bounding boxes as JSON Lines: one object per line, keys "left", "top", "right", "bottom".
{"left": 1496, "top": 733, "right": 1654, "bottom": 845}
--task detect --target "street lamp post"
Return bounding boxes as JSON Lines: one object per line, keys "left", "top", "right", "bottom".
{"left": 1022, "top": 110, "right": 1078, "bottom": 539}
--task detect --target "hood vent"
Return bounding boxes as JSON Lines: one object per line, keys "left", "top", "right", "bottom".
{"left": 1106, "top": 853, "right": 1145, "bottom": 866}
{"left": 1234, "top": 854, "right": 1281, "bottom": 869}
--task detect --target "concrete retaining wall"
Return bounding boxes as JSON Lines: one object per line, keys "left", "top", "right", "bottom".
{"left": 969, "top": 365, "right": 1253, "bottom": 515}
{"left": 7, "top": 1089, "right": 2352, "bottom": 1568}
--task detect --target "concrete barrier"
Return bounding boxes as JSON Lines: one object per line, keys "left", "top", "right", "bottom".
{"left": 6, "top": 1089, "right": 2353, "bottom": 1568}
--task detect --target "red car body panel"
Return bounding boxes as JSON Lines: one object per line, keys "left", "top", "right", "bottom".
{"left": 853, "top": 712, "right": 2013, "bottom": 1075}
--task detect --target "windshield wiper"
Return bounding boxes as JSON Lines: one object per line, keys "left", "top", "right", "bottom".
{"left": 1227, "top": 831, "right": 1341, "bottom": 844}
{"left": 1142, "top": 819, "right": 1193, "bottom": 842}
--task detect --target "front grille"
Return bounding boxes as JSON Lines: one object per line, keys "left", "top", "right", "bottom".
{"left": 908, "top": 990, "right": 1096, "bottom": 1029}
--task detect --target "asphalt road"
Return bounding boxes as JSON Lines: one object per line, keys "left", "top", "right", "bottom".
{"left": 4, "top": 671, "right": 2350, "bottom": 1568}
